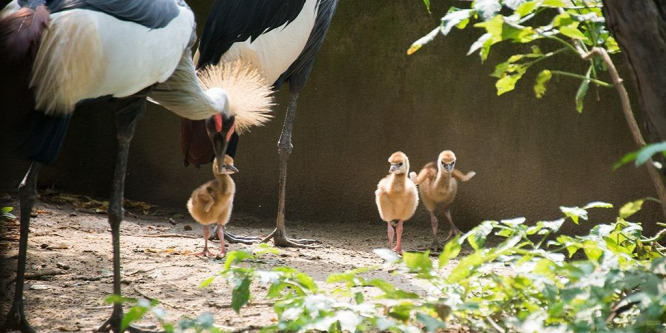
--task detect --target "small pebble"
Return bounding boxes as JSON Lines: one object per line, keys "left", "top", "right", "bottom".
{"left": 168, "top": 218, "right": 177, "bottom": 225}
{"left": 57, "top": 262, "right": 70, "bottom": 270}
{"left": 184, "top": 225, "right": 192, "bottom": 231}
{"left": 40, "top": 243, "right": 49, "bottom": 249}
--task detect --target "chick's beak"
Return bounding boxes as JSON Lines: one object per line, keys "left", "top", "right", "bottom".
{"left": 389, "top": 164, "right": 400, "bottom": 173}
{"left": 225, "top": 164, "right": 239, "bottom": 173}
{"left": 444, "top": 163, "right": 454, "bottom": 173}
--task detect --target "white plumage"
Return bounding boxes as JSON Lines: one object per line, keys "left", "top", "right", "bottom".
{"left": 32, "top": 8, "right": 194, "bottom": 114}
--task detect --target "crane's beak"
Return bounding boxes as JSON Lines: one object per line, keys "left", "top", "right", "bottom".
{"left": 206, "top": 114, "right": 236, "bottom": 174}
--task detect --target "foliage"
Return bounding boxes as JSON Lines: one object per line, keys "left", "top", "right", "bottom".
{"left": 409, "top": 0, "right": 618, "bottom": 112}
{"left": 105, "top": 295, "right": 223, "bottom": 333}
{"left": 1, "top": 206, "right": 17, "bottom": 222}
{"left": 118, "top": 202, "right": 665, "bottom": 332}
{"left": 615, "top": 141, "right": 666, "bottom": 170}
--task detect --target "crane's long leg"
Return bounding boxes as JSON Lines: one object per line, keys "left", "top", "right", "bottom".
{"left": 97, "top": 97, "right": 150, "bottom": 333}
{"left": 261, "top": 92, "right": 319, "bottom": 247}
{"left": 1, "top": 163, "right": 40, "bottom": 333}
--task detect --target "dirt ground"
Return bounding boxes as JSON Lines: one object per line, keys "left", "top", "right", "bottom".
{"left": 0, "top": 190, "right": 460, "bottom": 332}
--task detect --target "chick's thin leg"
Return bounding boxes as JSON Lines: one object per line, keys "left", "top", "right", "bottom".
{"left": 262, "top": 92, "right": 318, "bottom": 247}
{"left": 387, "top": 222, "right": 395, "bottom": 249}
{"left": 217, "top": 225, "right": 226, "bottom": 256}
{"left": 443, "top": 209, "right": 460, "bottom": 242}
{"left": 430, "top": 211, "right": 441, "bottom": 250}
{"left": 194, "top": 225, "right": 215, "bottom": 257}
{"left": 393, "top": 220, "right": 404, "bottom": 254}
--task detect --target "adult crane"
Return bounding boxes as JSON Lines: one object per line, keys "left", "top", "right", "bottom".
{"left": 0, "top": 0, "right": 271, "bottom": 331}
{"left": 181, "top": 0, "right": 339, "bottom": 247}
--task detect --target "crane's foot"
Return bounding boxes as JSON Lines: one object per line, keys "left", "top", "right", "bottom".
{"left": 261, "top": 228, "right": 320, "bottom": 248}
{"left": 2, "top": 302, "right": 36, "bottom": 333}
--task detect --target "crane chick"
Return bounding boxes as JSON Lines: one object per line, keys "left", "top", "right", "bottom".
{"left": 375, "top": 152, "right": 419, "bottom": 254}
{"left": 187, "top": 155, "right": 238, "bottom": 257}
{"left": 410, "top": 150, "right": 475, "bottom": 250}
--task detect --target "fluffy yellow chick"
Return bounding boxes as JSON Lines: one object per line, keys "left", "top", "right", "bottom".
{"left": 375, "top": 151, "right": 419, "bottom": 254}
{"left": 187, "top": 155, "right": 238, "bottom": 257}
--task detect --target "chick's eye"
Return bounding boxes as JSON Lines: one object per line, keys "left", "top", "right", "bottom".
{"left": 398, "top": 163, "right": 403, "bottom": 166}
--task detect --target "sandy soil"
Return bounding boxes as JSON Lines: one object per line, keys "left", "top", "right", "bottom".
{"left": 0, "top": 190, "right": 461, "bottom": 332}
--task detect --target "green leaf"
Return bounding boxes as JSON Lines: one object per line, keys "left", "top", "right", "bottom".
{"left": 388, "top": 303, "right": 414, "bottom": 321}
{"left": 224, "top": 250, "right": 253, "bottom": 271}
{"left": 614, "top": 150, "right": 640, "bottom": 170}
{"left": 468, "top": 33, "right": 492, "bottom": 57}
{"left": 575, "top": 67, "right": 591, "bottom": 113}
{"left": 515, "top": 1, "right": 538, "bottom": 17}
{"left": 438, "top": 236, "right": 461, "bottom": 269}
{"left": 2, "top": 207, "right": 12, "bottom": 213}
{"left": 121, "top": 300, "right": 151, "bottom": 331}
{"left": 559, "top": 26, "right": 587, "bottom": 40}
{"left": 422, "top": 0, "right": 430, "bottom": 12}
{"left": 605, "top": 36, "right": 620, "bottom": 54}
{"left": 583, "top": 201, "right": 613, "bottom": 209}
{"left": 542, "top": 0, "right": 566, "bottom": 7}
{"left": 534, "top": 70, "right": 552, "bottom": 98}
{"left": 539, "top": 218, "right": 565, "bottom": 233}
{"left": 373, "top": 248, "right": 401, "bottom": 263}
{"left": 231, "top": 276, "right": 251, "bottom": 313}
{"left": 619, "top": 199, "right": 645, "bottom": 219}
{"left": 200, "top": 276, "right": 216, "bottom": 289}
{"left": 636, "top": 141, "right": 666, "bottom": 166}
{"left": 367, "top": 279, "right": 420, "bottom": 299}
{"left": 473, "top": 0, "right": 501, "bottom": 21}
{"left": 403, "top": 251, "right": 433, "bottom": 273}
{"left": 466, "top": 221, "right": 493, "bottom": 250}
{"left": 415, "top": 312, "right": 447, "bottom": 332}
{"left": 495, "top": 64, "right": 528, "bottom": 95}
{"left": 354, "top": 291, "right": 364, "bottom": 304}
{"left": 560, "top": 206, "right": 588, "bottom": 224}
{"left": 441, "top": 9, "right": 474, "bottom": 35}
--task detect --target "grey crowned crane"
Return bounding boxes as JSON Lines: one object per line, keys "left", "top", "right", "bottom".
{"left": 0, "top": 0, "right": 272, "bottom": 332}
{"left": 181, "top": 0, "right": 339, "bottom": 248}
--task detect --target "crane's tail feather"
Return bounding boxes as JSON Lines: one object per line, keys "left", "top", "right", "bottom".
{"left": 198, "top": 60, "right": 274, "bottom": 134}
{"left": 0, "top": 1, "right": 72, "bottom": 165}
{"left": 0, "top": 2, "right": 49, "bottom": 66}
{"left": 18, "top": 112, "right": 72, "bottom": 164}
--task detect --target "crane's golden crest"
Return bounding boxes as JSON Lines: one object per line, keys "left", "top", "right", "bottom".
{"left": 198, "top": 59, "right": 275, "bottom": 134}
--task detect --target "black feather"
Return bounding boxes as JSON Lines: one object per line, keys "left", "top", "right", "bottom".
{"left": 196, "top": 0, "right": 308, "bottom": 71}
{"left": 46, "top": 0, "right": 182, "bottom": 29}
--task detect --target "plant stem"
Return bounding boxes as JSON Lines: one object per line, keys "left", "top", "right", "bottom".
{"left": 550, "top": 70, "right": 612, "bottom": 87}
{"left": 583, "top": 47, "right": 666, "bottom": 219}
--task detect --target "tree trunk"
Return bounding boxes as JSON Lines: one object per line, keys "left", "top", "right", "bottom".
{"left": 602, "top": 0, "right": 666, "bottom": 142}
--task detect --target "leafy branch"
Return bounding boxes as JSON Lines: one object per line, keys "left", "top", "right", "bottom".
{"left": 409, "top": 0, "right": 666, "bottom": 218}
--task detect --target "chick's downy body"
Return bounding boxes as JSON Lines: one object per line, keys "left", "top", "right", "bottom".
{"left": 411, "top": 150, "right": 475, "bottom": 249}
{"left": 187, "top": 155, "right": 238, "bottom": 257}
{"left": 375, "top": 151, "right": 419, "bottom": 254}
